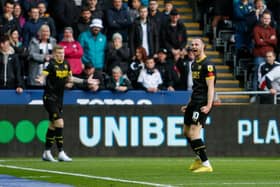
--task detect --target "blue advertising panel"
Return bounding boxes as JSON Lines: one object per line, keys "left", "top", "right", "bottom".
{"left": 0, "top": 90, "right": 192, "bottom": 105}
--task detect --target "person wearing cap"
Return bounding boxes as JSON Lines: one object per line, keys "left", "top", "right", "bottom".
{"left": 161, "top": 8, "right": 187, "bottom": 57}
{"left": 78, "top": 18, "right": 107, "bottom": 77}
{"left": 105, "top": 0, "right": 132, "bottom": 42}
{"left": 106, "top": 32, "right": 130, "bottom": 75}
{"left": 105, "top": 65, "right": 132, "bottom": 92}
{"left": 155, "top": 48, "right": 175, "bottom": 91}
{"left": 129, "top": 6, "right": 159, "bottom": 58}
{"left": 59, "top": 27, "right": 84, "bottom": 76}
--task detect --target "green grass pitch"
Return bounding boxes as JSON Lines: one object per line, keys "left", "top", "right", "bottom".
{"left": 0, "top": 157, "right": 279, "bottom": 187}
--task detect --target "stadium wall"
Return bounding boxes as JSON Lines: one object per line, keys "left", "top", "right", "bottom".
{"left": 0, "top": 105, "right": 279, "bottom": 157}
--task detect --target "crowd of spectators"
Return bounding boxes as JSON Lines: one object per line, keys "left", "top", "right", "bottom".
{"left": 192, "top": 0, "right": 280, "bottom": 103}
{"left": 0, "top": 0, "right": 192, "bottom": 93}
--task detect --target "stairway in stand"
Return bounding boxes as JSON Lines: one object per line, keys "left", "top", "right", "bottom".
{"left": 158, "top": 0, "right": 250, "bottom": 105}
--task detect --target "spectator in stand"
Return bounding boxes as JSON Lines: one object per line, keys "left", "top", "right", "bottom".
{"left": 8, "top": 28, "right": 28, "bottom": 79}
{"left": 0, "top": 0, "right": 21, "bottom": 36}
{"left": 140, "top": 0, "right": 148, "bottom": 6}
{"left": 13, "top": 2, "right": 26, "bottom": 30}
{"left": 74, "top": 63, "right": 105, "bottom": 91}
{"left": 106, "top": 32, "right": 130, "bottom": 75}
{"left": 148, "top": 0, "right": 163, "bottom": 33}
{"left": 257, "top": 51, "right": 280, "bottom": 103}
{"left": 78, "top": 18, "right": 107, "bottom": 78}
{"left": 175, "top": 46, "right": 195, "bottom": 90}
{"left": 161, "top": 9, "right": 187, "bottom": 57}
{"left": 37, "top": 2, "right": 56, "bottom": 38}
{"left": 127, "top": 46, "right": 147, "bottom": 89}
{"left": 267, "top": 0, "right": 280, "bottom": 56}
{"left": 21, "top": 0, "right": 47, "bottom": 16}
{"left": 105, "top": 0, "right": 132, "bottom": 42}
{"left": 59, "top": 27, "right": 83, "bottom": 76}
{"left": 50, "top": 0, "right": 81, "bottom": 40}
{"left": 252, "top": 10, "right": 277, "bottom": 92}
{"left": 137, "top": 56, "right": 163, "bottom": 92}
{"left": 22, "top": 7, "right": 44, "bottom": 47}
{"left": 84, "top": 0, "right": 103, "bottom": 19}
{"left": 233, "top": 0, "right": 254, "bottom": 51}
{"left": 0, "top": 35, "right": 23, "bottom": 93}
{"left": 211, "top": 0, "right": 232, "bottom": 40}
{"left": 128, "top": 0, "right": 141, "bottom": 23}
{"left": 162, "top": 0, "right": 173, "bottom": 25}
{"left": 74, "top": 7, "right": 92, "bottom": 39}
{"left": 105, "top": 65, "right": 132, "bottom": 92}
{"left": 155, "top": 48, "right": 174, "bottom": 91}
{"left": 27, "top": 24, "right": 56, "bottom": 88}
{"left": 259, "top": 61, "right": 280, "bottom": 104}
{"left": 129, "top": 6, "right": 159, "bottom": 58}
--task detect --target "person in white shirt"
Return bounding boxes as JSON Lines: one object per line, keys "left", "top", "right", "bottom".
{"left": 137, "top": 56, "right": 162, "bottom": 92}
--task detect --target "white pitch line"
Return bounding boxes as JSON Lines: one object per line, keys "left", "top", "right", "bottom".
{"left": 0, "top": 164, "right": 174, "bottom": 187}
{"left": 178, "top": 182, "right": 280, "bottom": 186}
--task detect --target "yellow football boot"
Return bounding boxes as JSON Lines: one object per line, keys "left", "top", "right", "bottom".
{"left": 192, "top": 165, "right": 213, "bottom": 173}
{"left": 189, "top": 158, "right": 202, "bottom": 171}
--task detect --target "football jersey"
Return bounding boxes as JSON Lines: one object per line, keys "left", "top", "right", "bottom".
{"left": 191, "top": 56, "right": 216, "bottom": 103}
{"left": 43, "top": 59, "right": 71, "bottom": 102}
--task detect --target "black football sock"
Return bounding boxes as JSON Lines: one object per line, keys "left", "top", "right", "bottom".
{"left": 45, "top": 128, "right": 56, "bottom": 150}
{"left": 55, "top": 127, "right": 64, "bottom": 152}
{"left": 190, "top": 139, "right": 208, "bottom": 162}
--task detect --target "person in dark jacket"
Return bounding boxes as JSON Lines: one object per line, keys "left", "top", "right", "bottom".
{"left": 106, "top": 32, "right": 130, "bottom": 75}
{"left": 49, "top": 0, "right": 81, "bottom": 39}
{"left": 22, "top": 7, "right": 44, "bottom": 47}
{"left": 129, "top": 6, "right": 159, "bottom": 58}
{"left": 75, "top": 7, "right": 92, "bottom": 39}
{"left": 0, "top": 35, "right": 23, "bottom": 92}
{"left": 74, "top": 63, "right": 105, "bottom": 91}
{"left": 155, "top": 48, "right": 174, "bottom": 91}
{"left": 105, "top": 65, "right": 132, "bottom": 92}
{"left": 105, "top": 0, "right": 132, "bottom": 42}
{"left": 127, "top": 46, "right": 146, "bottom": 89}
{"left": 0, "top": 0, "right": 21, "bottom": 36}
{"left": 38, "top": 2, "right": 57, "bottom": 38}
{"left": 161, "top": 9, "right": 187, "bottom": 56}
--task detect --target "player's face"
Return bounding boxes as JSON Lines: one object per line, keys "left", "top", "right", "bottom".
{"left": 191, "top": 39, "right": 204, "bottom": 58}
{"left": 55, "top": 49, "right": 65, "bottom": 62}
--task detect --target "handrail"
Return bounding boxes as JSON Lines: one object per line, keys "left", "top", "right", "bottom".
{"left": 216, "top": 91, "right": 278, "bottom": 104}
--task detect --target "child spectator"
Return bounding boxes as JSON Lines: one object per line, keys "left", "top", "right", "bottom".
{"left": 137, "top": 56, "right": 163, "bottom": 92}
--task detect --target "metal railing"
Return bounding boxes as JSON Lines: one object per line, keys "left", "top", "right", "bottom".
{"left": 216, "top": 91, "right": 279, "bottom": 104}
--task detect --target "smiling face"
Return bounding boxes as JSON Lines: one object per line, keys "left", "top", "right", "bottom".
{"left": 191, "top": 38, "right": 205, "bottom": 59}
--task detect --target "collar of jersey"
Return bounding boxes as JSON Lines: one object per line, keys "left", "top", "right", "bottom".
{"left": 55, "top": 59, "right": 64, "bottom": 64}
{"left": 196, "top": 55, "right": 207, "bottom": 63}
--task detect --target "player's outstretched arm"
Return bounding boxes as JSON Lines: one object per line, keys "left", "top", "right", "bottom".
{"left": 35, "top": 74, "right": 47, "bottom": 85}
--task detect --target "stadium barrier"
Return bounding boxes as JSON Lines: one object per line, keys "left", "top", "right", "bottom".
{"left": 0, "top": 105, "right": 279, "bottom": 157}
